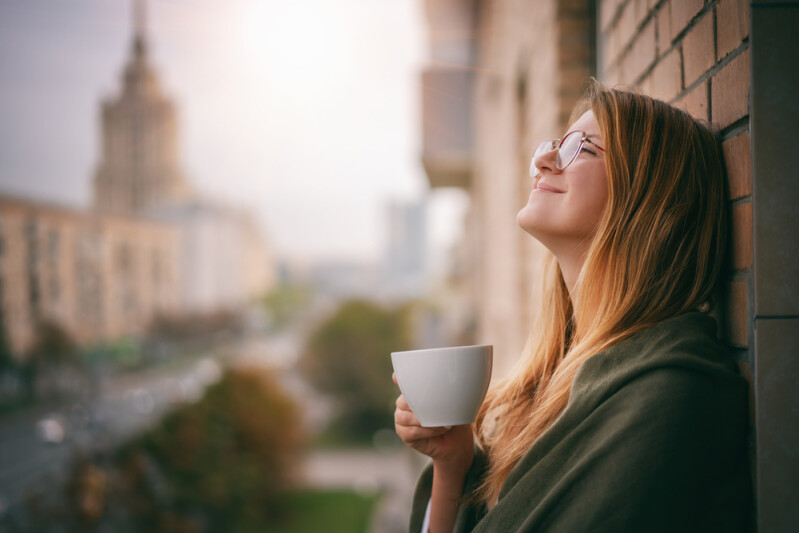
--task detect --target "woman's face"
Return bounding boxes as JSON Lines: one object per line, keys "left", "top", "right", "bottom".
{"left": 517, "top": 110, "right": 608, "bottom": 255}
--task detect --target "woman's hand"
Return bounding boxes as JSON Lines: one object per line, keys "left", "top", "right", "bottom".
{"left": 393, "top": 374, "right": 474, "bottom": 476}
{"left": 394, "top": 373, "right": 474, "bottom": 533}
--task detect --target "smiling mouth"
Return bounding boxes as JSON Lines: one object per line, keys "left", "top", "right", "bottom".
{"left": 535, "top": 182, "right": 565, "bottom": 193}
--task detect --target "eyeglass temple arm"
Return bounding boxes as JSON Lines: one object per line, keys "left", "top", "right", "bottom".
{"left": 585, "top": 137, "right": 605, "bottom": 152}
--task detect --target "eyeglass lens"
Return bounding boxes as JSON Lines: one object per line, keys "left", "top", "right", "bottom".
{"left": 529, "top": 131, "right": 584, "bottom": 179}
{"left": 556, "top": 131, "right": 582, "bottom": 170}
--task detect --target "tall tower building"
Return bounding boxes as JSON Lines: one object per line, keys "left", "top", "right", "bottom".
{"left": 385, "top": 199, "right": 428, "bottom": 298}
{"left": 92, "top": 0, "right": 190, "bottom": 213}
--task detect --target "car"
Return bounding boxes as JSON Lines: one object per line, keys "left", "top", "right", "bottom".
{"left": 36, "top": 414, "right": 67, "bottom": 444}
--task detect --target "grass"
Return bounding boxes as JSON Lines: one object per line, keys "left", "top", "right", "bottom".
{"left": 311, "top": 426, "right": 378, "bottom": 450}
{"left": 252, "top": 489, "right": 380, "bottom": 533}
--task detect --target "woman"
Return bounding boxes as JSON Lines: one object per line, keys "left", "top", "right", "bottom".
{"left": 394, "top": 80, "right": 752, "bottom": 532}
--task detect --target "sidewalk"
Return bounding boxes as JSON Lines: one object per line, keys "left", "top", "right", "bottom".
{"left": 301, "top": 447, "right": 428, "bottom": 533}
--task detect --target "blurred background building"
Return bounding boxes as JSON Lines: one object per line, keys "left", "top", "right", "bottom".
{"left": 383, "top": 199, "right": 428, "bottom": 300}
{"left": 0, "top": 0, "right": 274, "bottom": 359}
{"left": 92, "top": 0, "right": 190, "bottom": 213}
{"left": 0, "top": 195, "right": 179, "bottom": 353}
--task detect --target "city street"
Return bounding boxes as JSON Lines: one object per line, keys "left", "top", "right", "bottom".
{"left": 0, "top": 320, "right": 424, "bottom": 532}
{"left": 0, "top": 347, "right": 226, "bottom": 517}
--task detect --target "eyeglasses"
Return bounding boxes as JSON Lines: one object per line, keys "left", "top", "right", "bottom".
{"left": 529, "top": 130, "right": 605, "bottom": 178}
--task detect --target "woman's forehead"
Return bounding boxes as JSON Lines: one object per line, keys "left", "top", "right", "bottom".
{"left": 567, "top": 110, "right": 601, "bottom": 139}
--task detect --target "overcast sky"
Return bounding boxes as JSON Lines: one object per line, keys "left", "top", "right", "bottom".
{"left": 0, "top": 0, "right": 467, "bottom": 264}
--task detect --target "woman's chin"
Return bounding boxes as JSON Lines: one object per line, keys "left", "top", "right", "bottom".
{"left": 517, "top": 206, "right": 542, "bottom": 235}
{"left": 517, "top": 209, "right": 561, "bottom": 252}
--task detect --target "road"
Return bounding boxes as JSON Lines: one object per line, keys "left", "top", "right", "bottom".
{"left": 0, "top": 349, "right": 225, "bottom": 517}
{"left": 0, "top": 326, "right": 424, "bottom": 533}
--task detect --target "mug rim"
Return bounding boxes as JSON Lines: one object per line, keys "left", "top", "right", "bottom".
{"left": 391, "top": 344, "right": 492, "bottom": 357}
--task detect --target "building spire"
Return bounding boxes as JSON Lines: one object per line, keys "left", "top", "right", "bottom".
{"left": 132, "top": 0, "right": 147, "bottom": 58}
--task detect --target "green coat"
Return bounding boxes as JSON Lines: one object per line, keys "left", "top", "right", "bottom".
{"left": 409, "top": 312, "right": 753, "bottom": 532}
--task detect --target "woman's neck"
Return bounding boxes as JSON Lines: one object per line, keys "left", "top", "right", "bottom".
{"left": 557, "top": 251, "right": 584, "bottom": 311}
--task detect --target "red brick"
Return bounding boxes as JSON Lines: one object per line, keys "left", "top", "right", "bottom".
{"left": 638, "top": 72, "right": 654, "bottom": 95}
{"left": 731, "top": 202, "right": 753, "bottom": 270}
{"left": 558, "top": 65, "right": 591, "bottom": 100}
{"left": 633, "top": 0, "right": 654, "bottom": 28}
{"left": 558, "top": 17, "right": 592, "bottom": 65}
{"left": 559, "top": 0, "right": 591, "bottom": 12}
{"left": 717, "top": 0, "right": 749, "bottom": 60}
{"left": 723, "top": 132, "right": 751, "bottom": 200}
{"left": 616, "top": 1, "right": 639, "bottom": 57}
{"left": 657, "top": 2, "right": 672, "bottom": 55}
{"left": 603, "top": 28, "right": 623, "bottom": 71}
{"left": 725, "top": 280, "right": 748, "bottom": 347}
{"left": 600, "top": 0, "right": 624, "bottom": 33}
{"left": 602, "top": 62, "right": 624, "bottom": 88}
{"left": 650, "top": 48, "right": 682, "bottom": 102}
{"left": 669, "top": 0, "right": 704, "bottom": 41}
{"left": 675, "top": 80, "right": 708, "bottom": 120}
{"left": 622, "top": 18, "right": 657, "bottom": 82}
{"left": 683, "top": 13, "right": 715, "bottom": 86}
{"left": 711, "top": 50, "right": 750, "bottom": 127}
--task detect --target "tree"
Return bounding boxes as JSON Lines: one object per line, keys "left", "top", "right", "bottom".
{"left": 300, "top": 299, "right": 413, "bottom": 440}
{"left": 262, "top": 283, "right": 312, "bottom": 330}
{"left": 121, "top": 367, "right": 306, "bottom": 530}
{"left": 0, "top": 304, "right": 14, "bottom": 370}
{"left": 28, "top": 319, "right": 78, "bottom": 366}
{"left": 23, "top": 320, "right": 80, "bottom": 400}
{"left": 18, "top": 368, "right": 307, "bottom": 531}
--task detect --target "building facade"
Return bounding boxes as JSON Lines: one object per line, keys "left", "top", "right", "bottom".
{"left": 92, "top": 0, "right": 190, "bottom": 213}
{"left": 422, "top": 0, "right": 797, "bottom": 529}
{"left": 0, "top": 0, "right": 274, "bottom": 357}
{"left": 151, "top": 200, "right": 274, "bottom": 314}
{"left": 0, "top": 195, "right": 179, "bottom": 355}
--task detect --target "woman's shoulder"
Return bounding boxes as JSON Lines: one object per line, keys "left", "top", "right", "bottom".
{"left": 494, "top": 312, "right": 752, "bottom": 533}
{"left": 569, "top": 311, "right": 747, "bottom": 411}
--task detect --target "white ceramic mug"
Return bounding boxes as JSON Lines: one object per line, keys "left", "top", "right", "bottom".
{"left": 391, "top": 344, "right": 493, "bottom": 427}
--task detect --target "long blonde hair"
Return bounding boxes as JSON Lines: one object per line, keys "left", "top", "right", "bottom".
{"left": 474, "top": 80, "right": 728, "bottom": 505}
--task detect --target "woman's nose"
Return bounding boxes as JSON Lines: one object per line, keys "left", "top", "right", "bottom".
{"left": 532, "top": 148, "right": 558, "bottom": 178}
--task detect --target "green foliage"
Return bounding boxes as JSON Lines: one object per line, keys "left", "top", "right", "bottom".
{"left": 258, "top": 489, "right": 378, "bottom": 533}
{"left": 119, "top": 367, "right": 307, "bottom": 530}
{"left": 28, "top": 319, "right": 78, "bottom": 366}
{"left": 0, "top": 304, "right": 14, "bottom": 370}
{"left": 262, "top": 284, "right": 312, "bottom": 330}
{"left": 300, "top": 299, "right": 412, "bottom": 441}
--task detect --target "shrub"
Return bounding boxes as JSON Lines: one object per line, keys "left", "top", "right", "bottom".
{"left": 119, "top": 367, "right": 306, "bottom": 530}
{"left": 300, "top": 299, "right": 412, "bottom": 442}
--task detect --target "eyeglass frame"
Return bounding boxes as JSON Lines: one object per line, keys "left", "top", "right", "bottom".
{"left": 529, "top": 130, "right": 605, "bottom": 179}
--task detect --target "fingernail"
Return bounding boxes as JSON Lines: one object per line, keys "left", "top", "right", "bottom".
{"left": 443, "top": 426, "right": 452, "bottom": 430}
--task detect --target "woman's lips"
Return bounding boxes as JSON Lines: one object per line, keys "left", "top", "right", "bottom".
{"left": 535, "top": 181, "right": 565, "bottom": 193}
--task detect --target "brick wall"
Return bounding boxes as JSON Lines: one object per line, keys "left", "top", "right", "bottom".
{"left": 598, "top": 0, "right": 753, "bottom": 389}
